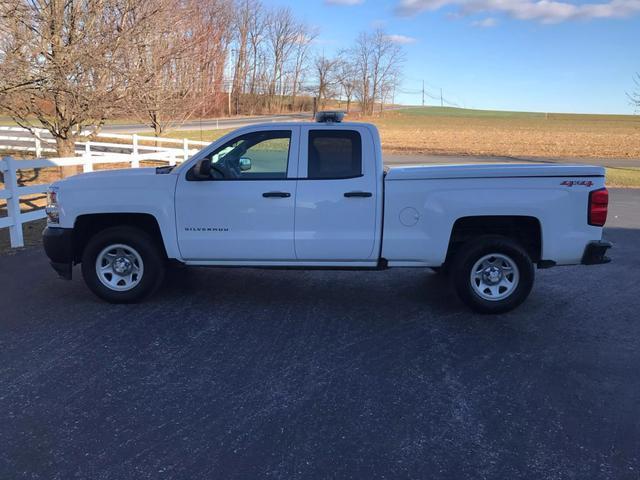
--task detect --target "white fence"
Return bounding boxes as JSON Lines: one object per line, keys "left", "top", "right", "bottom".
{"left": 0, "top": 128, "right": 211, "bottom": 248}
{"left": 0, "top": 126, "right": 209, "bottom": 162}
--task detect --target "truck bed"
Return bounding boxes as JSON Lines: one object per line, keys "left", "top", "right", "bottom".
{"left": 381, "top": 162, "right": 606, "bottom": 267}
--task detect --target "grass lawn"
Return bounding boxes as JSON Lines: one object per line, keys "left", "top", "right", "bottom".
{"left": 604, "top": 167, "right": 640, "bottom": 188}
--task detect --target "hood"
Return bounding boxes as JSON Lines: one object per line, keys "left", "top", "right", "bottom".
{"left": 52, "top": 166, "right": 177, "bottom": 192}
{"left": 68, "top": 167, "right": 160, "bottom": 180}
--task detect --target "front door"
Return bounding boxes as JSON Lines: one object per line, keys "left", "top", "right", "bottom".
{"left": 294, "top": 126, "right": 379, "bottom": 261}
{"left": 175, "top": 128, "right": 299, "bottom": 261}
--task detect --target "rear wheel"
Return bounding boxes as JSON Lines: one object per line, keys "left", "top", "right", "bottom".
{"left": 81, "top": 226, "right": 165, "bottom": 303}
{"left": 450, "top": 235, "right": 534, "bottom": 314}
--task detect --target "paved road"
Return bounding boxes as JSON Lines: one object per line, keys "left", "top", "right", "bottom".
{"left": 1, "top": 190, "right": 639, "bottom": 479}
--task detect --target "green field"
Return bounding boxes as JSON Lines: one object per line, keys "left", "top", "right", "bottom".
{"left": 604, "top": 167, "right": 640, "bottom": 187}
{"left": 392, "top": 106, "right": 638, "bottom": 122}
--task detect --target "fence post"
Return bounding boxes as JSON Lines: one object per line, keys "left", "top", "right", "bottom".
{"left": 132, "top": 133, "right": 140, "bottom": 168}
{"left": 83, "top": 142, "right": 93, "bottom": 173}
{"left": 183, "top": 138, "right": 189, "bottom": 162}
{"left": 34, "top": 133, "right": 42, "bottom": 157}
{"left": 2, "top": 156, "right": 24, "bottom": 248}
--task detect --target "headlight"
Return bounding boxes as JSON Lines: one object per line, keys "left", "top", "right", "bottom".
{"left": 46, "top": 186, "right": 60, "bottom": 223}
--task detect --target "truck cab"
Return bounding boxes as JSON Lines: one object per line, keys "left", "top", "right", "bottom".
{"left": 176, "top": 120, "right": 383, "bottom": 265}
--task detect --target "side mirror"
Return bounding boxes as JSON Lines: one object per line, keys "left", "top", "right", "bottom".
{"left": 239, "top": 157, "right": 252, "bottom": 171}
{"left": 193, "top": 158, "right": 212, "bottom": 179}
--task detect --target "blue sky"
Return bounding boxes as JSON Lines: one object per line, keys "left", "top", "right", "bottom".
{"left": 267, "top": 0, "right": 640, "bottom": 114}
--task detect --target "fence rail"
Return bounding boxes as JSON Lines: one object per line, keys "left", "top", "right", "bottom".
{"left": 0, "top": 126, "right": 210, "bottom": 161}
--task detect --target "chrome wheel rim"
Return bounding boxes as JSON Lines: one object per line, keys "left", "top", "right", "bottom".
{"left": 470, "top": 253, "right": 519, "bottom": 301}
{"left": 95, "top": 243, "right": 144, "bottom": 292}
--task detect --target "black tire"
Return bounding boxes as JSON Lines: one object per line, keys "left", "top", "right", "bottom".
{"left": 81, "top": 226, "right": 165, "bottom": 303}
{"left": 450, "top": 235, "right": 534, "bottom": 314}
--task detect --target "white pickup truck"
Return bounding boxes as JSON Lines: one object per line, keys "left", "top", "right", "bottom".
{"left": 43, "top": 112, "right": 611, "bottom": 313}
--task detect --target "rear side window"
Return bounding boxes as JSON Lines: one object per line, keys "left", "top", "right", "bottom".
{"left": 308, "top": 130, "right": 362, "bottom": 179}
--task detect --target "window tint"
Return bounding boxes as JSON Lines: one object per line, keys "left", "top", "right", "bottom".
{"left": 208, "top": 130, "right": 291, "bottom": 180}
{"left": 308, "top": 130, "right": 362, "bottom": 179}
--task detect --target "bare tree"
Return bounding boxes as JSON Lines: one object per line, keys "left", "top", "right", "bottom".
{"left": 231, "top": 0, "right": 253, "bottom": 114}
{"left": 336, "top": 55, "right": 357, "bottom": 113}
{"left": 313, "top": 53, "right": 340, "bottom": 111}
{"left": 629, "top": 73, "right": 640, "bottom": 110}
{"left": 351, "top": 32, "right": 372, "bottom": 115}
{"left": 290, "top": 26, "right": 316, "bottom": 111}
{"left": 266, "top": 7, "right": 298, "bottom": 110}
{"left": 0, "top": 0, "right": 162, "bottom": 157}
{"left": 349, "top": 29, "right": 404, "bottom": 115}
{"left": 195, "top": 0, "right": 233, "bottom": 116}
{"left": 124, "top": 0, "right": 233, "bottom": 135}
{"left": 246, "top": 1, "right": 266, "bottom": 97}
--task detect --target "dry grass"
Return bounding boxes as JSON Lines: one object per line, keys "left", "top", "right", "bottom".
{"left": 604, "top": 167, "right": 640, "bottom": 188}
{"left": 166, "top": 108, "right": 640, "bottom": 160}
{"left": 366, "top": 107, "right": 640, "bottom": 159}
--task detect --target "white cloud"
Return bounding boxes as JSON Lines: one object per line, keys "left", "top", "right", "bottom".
{"left": 396, "top": 0, "right": 640, "bottom": 23}
{"left": 325, "top": 0, "right": 364, "bottom": 5}
{"left": 386, "top": 34, "right": 418, "bottom": 43}
{"left": 471, "top": 16, "right": 498, "bottom": 26}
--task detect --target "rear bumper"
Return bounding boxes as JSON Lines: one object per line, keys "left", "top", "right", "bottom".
{"left": 581, "top": 240, "right": 612, "bottom": 265}
{"left": 42, "top": 227, "right": 73, "bottom": 280}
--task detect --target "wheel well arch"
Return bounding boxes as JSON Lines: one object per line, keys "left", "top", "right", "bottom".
{"left": 446, "top": 215, "right": 542, "bottom": 263}
{"left": 72, "top": 213, "right": 167, "bottom": 262}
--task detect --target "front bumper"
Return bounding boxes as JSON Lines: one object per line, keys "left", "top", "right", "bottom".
{"left": 581, "top": 240, "right": 612, "bottom": 265}
{"left": 42, "top": 227, "right": 74, "bottom": 279}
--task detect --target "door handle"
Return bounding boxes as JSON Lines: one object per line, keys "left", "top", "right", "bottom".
{"left": 262, "top": 191, "right": 291, "bottom": 198}
{"left": 344, "top": 191, "right": 372, "bottom": 198}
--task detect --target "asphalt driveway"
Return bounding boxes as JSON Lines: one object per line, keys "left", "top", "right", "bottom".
{"left": 1, "top": 189, "right": 639, "bottom": 479}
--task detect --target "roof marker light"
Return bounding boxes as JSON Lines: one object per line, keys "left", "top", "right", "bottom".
{"left": 315, "top": 111, "right": 345, "bottom": 123}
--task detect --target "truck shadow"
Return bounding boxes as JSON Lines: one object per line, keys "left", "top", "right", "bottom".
{"left": 157, "top": 226, "right": 637, "bottom": 323}
{"left": 161, "top": 263, "right": 462, "bottom": 315}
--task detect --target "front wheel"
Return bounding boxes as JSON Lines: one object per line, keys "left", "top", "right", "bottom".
{"left": 450, "top": 236, "right": 534, "bottom": 314}
{"left": 81, "top": 226, "right": 165, "bottom": 303}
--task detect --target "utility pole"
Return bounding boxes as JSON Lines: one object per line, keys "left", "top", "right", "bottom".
{"left": 440, "top": 88, "right": 443, "bottom": 107}
{"left": 422, "top": 80, "right": 425, "bottom": 107}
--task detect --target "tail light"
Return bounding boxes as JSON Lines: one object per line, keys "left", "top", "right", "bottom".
{"left": 588, "top": 188, "right": 608, "bottom": 227}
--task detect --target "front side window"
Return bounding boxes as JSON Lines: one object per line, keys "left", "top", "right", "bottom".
{"left": 207, "top": 130, "right": 291, "bottom": 180}
{"left": 308, "top": 130, "right": 362, "bottom": 179}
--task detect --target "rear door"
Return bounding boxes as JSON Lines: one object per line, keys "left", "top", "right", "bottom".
{"left": 294, "top": 126, "right": 378, "bottom": 261}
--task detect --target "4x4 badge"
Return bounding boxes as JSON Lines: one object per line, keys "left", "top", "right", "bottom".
{"left": 561, "top": 180, "right": 594, "bottom": 187}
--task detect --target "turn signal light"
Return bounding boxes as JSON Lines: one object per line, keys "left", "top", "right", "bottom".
{"left": 588, "top": 188, "right": 608, "bottom": 227}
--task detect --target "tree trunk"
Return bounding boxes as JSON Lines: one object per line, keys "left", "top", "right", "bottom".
{"left": 55, "top": 136, "right": 81, "bottom": 177}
